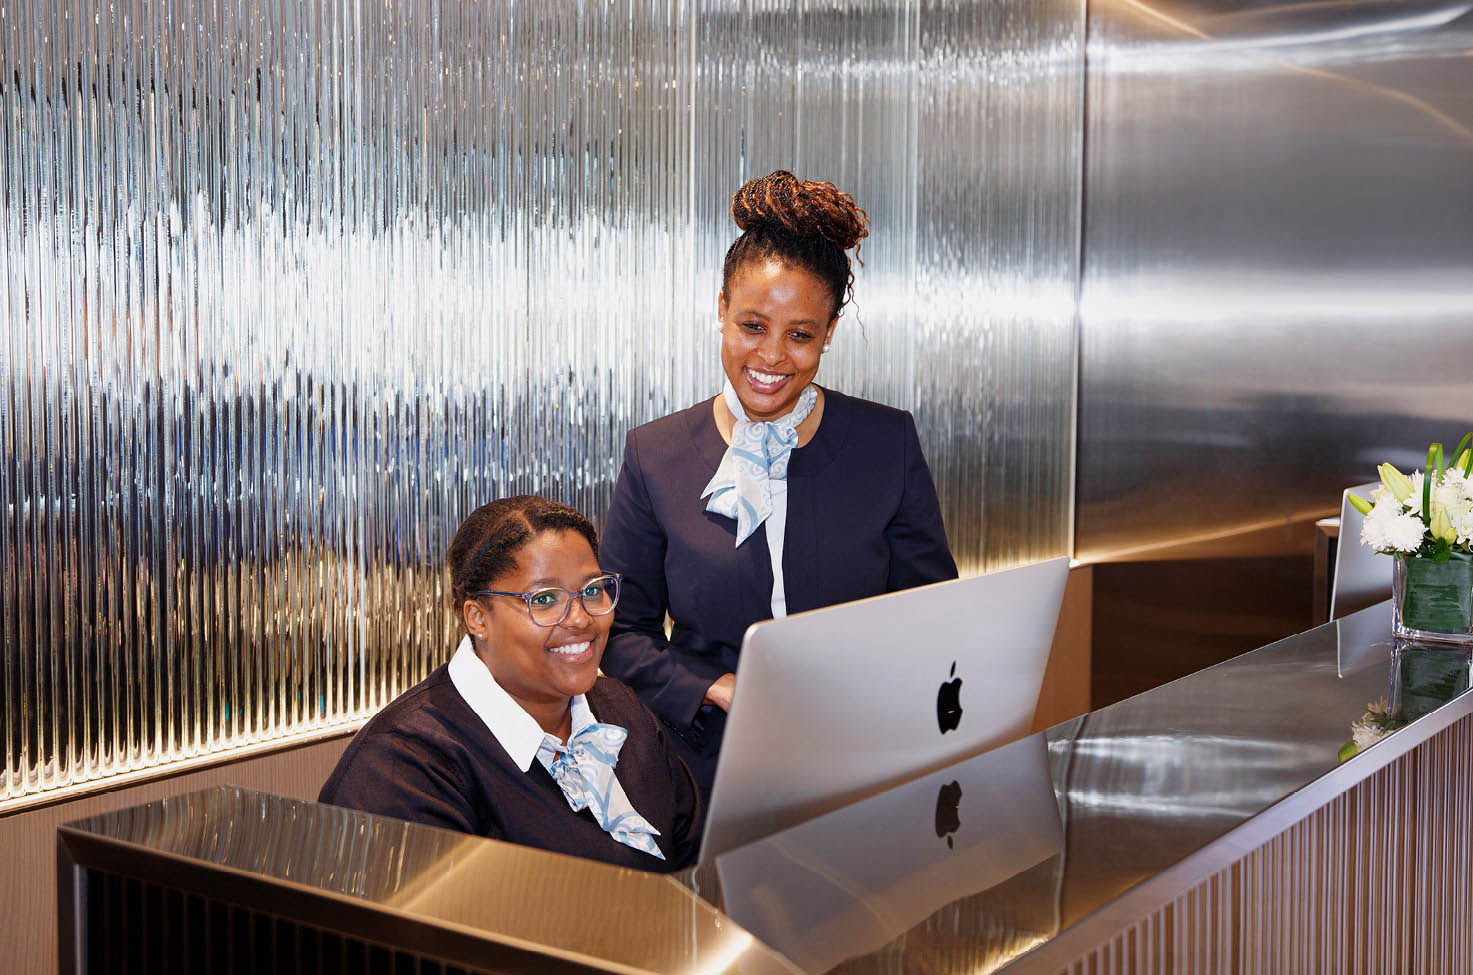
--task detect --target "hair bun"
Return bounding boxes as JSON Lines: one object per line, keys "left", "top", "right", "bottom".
{"left": 730, "top": 170, "right": 869, "bottom": 252}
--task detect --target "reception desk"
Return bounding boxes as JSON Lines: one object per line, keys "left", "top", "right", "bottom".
{"left": 58, "top": 602, "right": 1473, "bottom": 973}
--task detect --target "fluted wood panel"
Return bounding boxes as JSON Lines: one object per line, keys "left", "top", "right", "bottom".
{"left": 1063, "top": 713, "right": 1473, "bottom": 974}
{"left": 1, "top": 0, "right": 1081, "bottom": 808}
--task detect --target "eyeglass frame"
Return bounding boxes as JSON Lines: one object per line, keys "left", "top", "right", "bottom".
{"left": 471, "top": 572, "right": 623, "bottom": 627}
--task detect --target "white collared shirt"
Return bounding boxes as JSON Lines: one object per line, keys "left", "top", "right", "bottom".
{"left": 445, "top": 636, "right": 656, "bottom": 831}
{"left": 721, "top": 383, "right": 790, "bottom": 619}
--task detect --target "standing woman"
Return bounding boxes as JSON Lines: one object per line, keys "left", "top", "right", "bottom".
{"left": 599, "top": 171, "right": 958, "bottom": 798}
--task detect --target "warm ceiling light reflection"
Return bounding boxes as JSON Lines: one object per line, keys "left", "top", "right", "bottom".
{"left": 687, "top": 929, "right": 755, "bottom": 975}
{"left": 1103, "top": 0, "right": 1473, "bottom": 145}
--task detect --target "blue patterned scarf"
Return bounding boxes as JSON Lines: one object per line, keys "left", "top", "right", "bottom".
{"left": 701, "top": 381, "right": 818, "bottom": 546}
{"left": 541, "top": 722, "right": 665, "bottom": 860}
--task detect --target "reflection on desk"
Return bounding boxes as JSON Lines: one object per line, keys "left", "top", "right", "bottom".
{"left": 703, "top": 732, "right": 1064, "bottom": 973}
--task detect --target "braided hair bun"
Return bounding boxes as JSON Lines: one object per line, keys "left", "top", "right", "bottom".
{"left": 730, "top": 170, "right": 869, "bottom": 253}
{"left": 722, "top": 171, "right": 870, "bottom": 316}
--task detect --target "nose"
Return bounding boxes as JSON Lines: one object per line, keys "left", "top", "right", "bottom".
{"left": 757, "top": 331, "right": 783, "bottom": 364}
{"left": 561, "top": 593, "right": 595, "bottom": 628}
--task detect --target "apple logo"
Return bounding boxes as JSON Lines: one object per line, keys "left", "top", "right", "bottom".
{"left": 935, "top": 780, "right": 962, "bottom": 849}
{"left": 936, "top": 661, "right": 963, "bottom": 734}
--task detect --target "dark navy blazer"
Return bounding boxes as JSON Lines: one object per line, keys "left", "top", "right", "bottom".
{"left": 599, "top": 387, "right": 958, "bottom": 786}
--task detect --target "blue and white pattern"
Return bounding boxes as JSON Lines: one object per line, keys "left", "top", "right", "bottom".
{"left": 539, "top": 722, "right": 666, "bottom": 860}
{"left": 702, "top": 381, "right": 818, "bottom": 546}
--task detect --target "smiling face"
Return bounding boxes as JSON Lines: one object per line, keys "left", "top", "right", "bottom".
{"left": 462, "top": 529, "right": 611, "bottom": 734}
{"left": 718, "top": 260, "right": 838, "bottom": 423}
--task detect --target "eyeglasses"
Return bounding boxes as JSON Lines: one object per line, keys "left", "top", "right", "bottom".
{"left": 473, "top": 573, "right": 622, "bottom": 627}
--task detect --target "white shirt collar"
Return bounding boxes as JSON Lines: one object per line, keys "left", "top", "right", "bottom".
{"left": 446, "top": 635, "right": 593, "bottom": 772}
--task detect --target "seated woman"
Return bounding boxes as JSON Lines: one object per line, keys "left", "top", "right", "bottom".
{"left": 319, "top": 496, "right": 703, "bottom": 871}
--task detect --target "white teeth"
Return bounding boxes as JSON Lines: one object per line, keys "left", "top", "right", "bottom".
{"left": 549, "top": 641, "right": 591, "bottom": 657}
{"left": 747, "top": 368, "right": 786, "bottom": 385}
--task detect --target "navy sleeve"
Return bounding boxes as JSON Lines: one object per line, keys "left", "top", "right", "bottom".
{"left": 886, "top": 412, "right": 959, "bottom": 590}
{"left": 318, "top": 729, "right": 491, "bottom": 837}
{"left": 599, "top": 430, "right": 716, "bottom": 728}
{"left": 660, "top": 714, "right": 706, "bottom": 868}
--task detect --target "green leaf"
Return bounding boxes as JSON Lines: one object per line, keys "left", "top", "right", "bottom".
{"left": 1423, "top": 443, "right": 1439, "bottom": 524}
{"left": 1458, "top": 431, "right": 1473, "bottom": 478}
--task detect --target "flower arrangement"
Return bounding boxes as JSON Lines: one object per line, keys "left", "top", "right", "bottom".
{"left": 1349, "top": 435, "right": 1473, "bottom": 558}
{"left": 1349, "top": 433, "right": 1473, "bottom": 642}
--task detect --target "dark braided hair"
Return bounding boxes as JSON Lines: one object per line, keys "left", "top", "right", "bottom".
{"left": 722, "top": 170, "right": 870, "bottom": 318}
{"left": 447, "top": 496, "right": 599, "bottom": 623}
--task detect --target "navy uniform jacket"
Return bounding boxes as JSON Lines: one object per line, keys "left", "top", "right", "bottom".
{"left": 318, "top": 670, "right": 704, "bottom": 871}
{"left": 599, "top": 387, "right": 958, "bottom": 787}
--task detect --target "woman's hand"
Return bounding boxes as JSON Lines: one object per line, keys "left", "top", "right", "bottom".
{"left": 703, "top": 673, "right": 737, "bottom": 712}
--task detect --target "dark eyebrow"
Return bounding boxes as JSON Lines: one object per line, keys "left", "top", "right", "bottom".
{"left": 736, "top": 309, "right": 819, "bottom": 327}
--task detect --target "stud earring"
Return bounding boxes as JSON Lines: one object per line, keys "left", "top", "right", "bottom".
{"left": 822, "top": 342, "right": 832, "bottom": 354}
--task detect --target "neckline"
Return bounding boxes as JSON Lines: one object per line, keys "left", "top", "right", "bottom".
{"left": 688, "top": 385, "right": 851, "bottom": 479}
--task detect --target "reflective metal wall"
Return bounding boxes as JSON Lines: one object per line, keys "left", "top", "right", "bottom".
{"left": 1, "top": 1, "right": 1081, "bottom": 806}
{"left": 1078, "top": 1, "right": 1473, "bottom": 561}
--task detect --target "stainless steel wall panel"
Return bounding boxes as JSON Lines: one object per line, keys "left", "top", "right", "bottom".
{"left": 1, "top": 0, "right": 1081, "bottom": 808}
{"left": 1077, "top": 1, "right": 1473, "bottom": 562}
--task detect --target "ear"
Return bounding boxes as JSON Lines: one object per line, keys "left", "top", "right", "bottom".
{"left": 462, "top": 598, "right": 490, "bottom": 641}
{"left": 717, "top": 290, "right": 729, "bottom": 322}
{"left": 824, "top": 318, "right": 839, "bottom": 345}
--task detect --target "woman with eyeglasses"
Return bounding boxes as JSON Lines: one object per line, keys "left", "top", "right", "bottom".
{"left": 319, "top": 495, "right": 703, "bottom": 871}
{"left": 599, "top": 171, "right": 958, "bottom": 801}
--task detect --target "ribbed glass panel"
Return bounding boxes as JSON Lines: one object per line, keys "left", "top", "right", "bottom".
{"left": 1, "top": 0, "right": 1081, "bottom": 806}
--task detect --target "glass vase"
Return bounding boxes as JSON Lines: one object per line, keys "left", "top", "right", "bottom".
{"left": 1392, "top": 551, "right": 1473, "bottom": 648}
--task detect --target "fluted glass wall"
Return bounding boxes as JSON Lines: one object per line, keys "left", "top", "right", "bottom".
{"left": 1, "top": 0, "right": 1081, "bottom": 807}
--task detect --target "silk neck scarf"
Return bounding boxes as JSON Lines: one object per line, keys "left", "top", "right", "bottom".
{"left": 538, "top": 722, "right": 665, "bottom": 860}
{"left": 701, "top": 380, "right": 817, "bottom": 546}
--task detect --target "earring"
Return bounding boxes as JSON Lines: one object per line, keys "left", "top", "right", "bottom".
{"left": 822, "top": 342, "right": 832, "bottom": 353}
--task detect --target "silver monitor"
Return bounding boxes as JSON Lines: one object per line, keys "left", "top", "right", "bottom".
{"left": 701, "top": 556, "right": 1070, "bottom": 859}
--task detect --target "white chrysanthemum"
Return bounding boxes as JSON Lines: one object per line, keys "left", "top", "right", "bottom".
{"left": 1362, "top": 500, "right": 1395, "bottom": 550}
{"left": 1363, "top": 506, "right": 1425, "bottom": 553}
{"left": 1385, "top": 511, "right": 1428, "bottom": 552}
{"left": 1403, "top": 470, "right": 1426, "bottom": 512}
{"left": 1449, "top": 501, "right": 1473, "bottom": 546}
{"left": 1351, "top": 719, "right": 1389, "bottom": 752}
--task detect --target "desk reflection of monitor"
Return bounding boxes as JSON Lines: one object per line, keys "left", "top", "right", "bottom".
{"left": 710, "top": 732, "right": 1064, "bottom": 974}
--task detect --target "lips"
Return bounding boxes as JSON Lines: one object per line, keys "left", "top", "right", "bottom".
{"left": 743, "top": 366, "right": 791, "bottom": 394}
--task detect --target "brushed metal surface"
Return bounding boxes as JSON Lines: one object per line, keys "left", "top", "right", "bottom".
{"left": 60, "top": 786, "right": 802, "bottom": 974}
{"left": 1, "top": 0, "right": 1081, "bottom": 806}
{"left": 1077, "top": 1, "right": 1473, "bottom": 562}
{"left": 1064, "top": 713, "right": 1473, "bottom": 974}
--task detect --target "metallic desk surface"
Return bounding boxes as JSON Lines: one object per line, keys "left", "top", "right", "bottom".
{"left": 60, "top": 602, "right": 1470, "bottom": 974}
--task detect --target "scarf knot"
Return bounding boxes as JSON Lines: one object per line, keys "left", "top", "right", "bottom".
{"left": 544, "top": 722, "right": 665, "bottom": 860}
{"left": 701, "top": 382, "right": 817, "bottom": 546}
